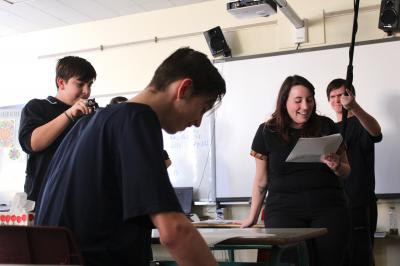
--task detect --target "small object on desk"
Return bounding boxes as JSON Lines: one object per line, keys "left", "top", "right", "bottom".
{"left": 374, "top": 231, "right": 387, "bottom": 238}
{"left": 0, "top": 204, "right": 10, "bottom": 212}
{"left": 216, "top": 207, "right": 225, "bottom": 220}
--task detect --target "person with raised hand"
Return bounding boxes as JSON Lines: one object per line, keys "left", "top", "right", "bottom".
{"left": 327, "top": 78, "right": 382, "bottom": 266}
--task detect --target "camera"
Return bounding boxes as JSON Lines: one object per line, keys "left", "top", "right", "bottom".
{"left": 86, "top": 98, "right": 99, "bottom": 110}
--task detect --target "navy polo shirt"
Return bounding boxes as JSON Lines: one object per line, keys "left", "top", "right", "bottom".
{"left": 19, "top": 96, "right": 72, "bottom": 201}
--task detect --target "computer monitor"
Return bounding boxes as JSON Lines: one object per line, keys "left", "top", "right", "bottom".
{"left": 0, "top": 191, "right": 16, "bottom": 206}
{"left": 174, "top": 187, "right": 193, "bottom": 215}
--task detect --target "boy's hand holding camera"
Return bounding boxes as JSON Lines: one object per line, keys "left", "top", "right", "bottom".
{"left": 65, "top": 98, "right": 98, "bottom": 122}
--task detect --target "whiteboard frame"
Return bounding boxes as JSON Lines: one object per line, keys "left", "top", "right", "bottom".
{"left": 214, "top": 37, "right": 400, "bottom": 201}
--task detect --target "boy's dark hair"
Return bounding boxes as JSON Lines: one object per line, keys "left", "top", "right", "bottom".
{"left": 149, "top": 47, "right": 226, "bottom": 105}
{"left": 109, "top": 96, "right": 128, "bottom": 105}
{"left": 326, "top": 78, "right": 356, "bottom": 100}
{"left": 267, "top": 75, "right": 320, "bottom": 143}
{"left": 55, "top": 56, "right": 97, "bottom": 89}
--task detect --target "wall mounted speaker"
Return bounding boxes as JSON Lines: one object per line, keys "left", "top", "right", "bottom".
{"left": 203, "top": 26, "right": 231, "bottom": 57}
{"left": 379, "top": 0, "right": 400, "bottom": 34}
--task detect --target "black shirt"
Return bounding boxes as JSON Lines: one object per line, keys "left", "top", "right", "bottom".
{"left": 251, "top": 116, "right": 342, "bottom": 193}
{"left": 35, "top": 103, "right": 182, "bottom": 266}
{"left": 18, "top": 96, "right": 73, "bottom": 201}
{"left": 337, "top": 116, "right": 382, "bottom": 207}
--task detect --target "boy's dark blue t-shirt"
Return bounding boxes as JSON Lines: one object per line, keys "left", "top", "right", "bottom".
{"left": 35, "top": 102, "right": 182, "bottom": 266}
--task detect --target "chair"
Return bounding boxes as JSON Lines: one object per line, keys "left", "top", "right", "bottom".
{"left": 0, "top": 225, "right": 84, "bottom": 265}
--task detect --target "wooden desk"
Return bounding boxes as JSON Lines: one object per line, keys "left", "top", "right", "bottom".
{"left": 212, "top": 228, "right": 327, "bottom": 246}
{"left": 153, "top": 227, "right": 327, "bottom": 266}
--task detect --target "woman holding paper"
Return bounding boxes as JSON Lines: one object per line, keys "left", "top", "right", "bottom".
{"left": 240, "top": 75, "right": 350, "bottom": 266}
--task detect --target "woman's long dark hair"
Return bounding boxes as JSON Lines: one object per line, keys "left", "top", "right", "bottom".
{"left": 266, "top": 75, "right": 321, "bottom": 143}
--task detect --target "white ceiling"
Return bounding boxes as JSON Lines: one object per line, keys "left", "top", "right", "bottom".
{"left": 0, "top": 0, "right": 211, "bottom": 38}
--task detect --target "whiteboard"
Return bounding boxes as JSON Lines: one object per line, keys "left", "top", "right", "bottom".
{"left": 96, "top": 93, "right": 216, "bottom": 202}
{"left": 163, "top": 112, "right": 215, "bottom": 202}
{"left": 215, "top": 39, "right": 400, "bottom": 200}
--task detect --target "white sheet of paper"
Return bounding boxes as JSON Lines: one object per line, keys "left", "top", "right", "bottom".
{"left": 199, "top": 228, "right": 275, "bottom": 246}
{"left": 286, "top": 133, "right": 343, "bottom": 163}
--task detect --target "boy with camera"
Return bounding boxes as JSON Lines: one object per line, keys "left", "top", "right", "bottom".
{"left": 19, "top": 56, "right": 97, "bottom": 202}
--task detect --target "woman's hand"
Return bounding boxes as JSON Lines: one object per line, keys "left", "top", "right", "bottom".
{"left": 238, "top": 216, "right": 257, "bottom": 228}
{"left": 320, "top": 152, "right": 341, "bottom": 171}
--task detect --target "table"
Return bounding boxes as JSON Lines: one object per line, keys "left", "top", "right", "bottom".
{"left": 153, "top": 227, "right": 327, "bottom": 266}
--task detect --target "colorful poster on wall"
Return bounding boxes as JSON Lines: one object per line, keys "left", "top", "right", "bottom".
{"left": 0, "top": 108, "right": 26, "bottom": 198}
{"left": 0, "top": 119, "right": 15, "bottom": 148}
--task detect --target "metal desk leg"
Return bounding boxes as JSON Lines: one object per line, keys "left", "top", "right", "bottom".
{"left": 265, "top": 246, "right": 283, "bottom": 266}
{"left": 227, "top": 249, "right": 235, "bottom": 262}
{"left": 265, "top": 241, "right": 309, "bottom": 266}
{"left": 297, "top": 241, "right": 309, "bottom": 266}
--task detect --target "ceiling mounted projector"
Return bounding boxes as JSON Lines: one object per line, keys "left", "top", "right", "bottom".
{"left": 227, "top": 0, "right": 277, "bottom": 19}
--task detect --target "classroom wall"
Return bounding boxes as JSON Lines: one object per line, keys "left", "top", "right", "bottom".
{"left": 0, "top": 0, "right": 385, "bottom": 106}
{"left": 0, "top": 0, "right": 398, "bottom": 264}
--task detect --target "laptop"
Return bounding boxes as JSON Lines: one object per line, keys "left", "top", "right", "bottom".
{"left": 173, "top": 187, "right": 193, "bottom": 216}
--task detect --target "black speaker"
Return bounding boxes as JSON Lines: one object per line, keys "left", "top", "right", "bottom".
{"left": 379, "top": 0, "right": 400, "bottom": 34}
{"left": 203, "top": 26, "right": 231, "bottom": 57}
